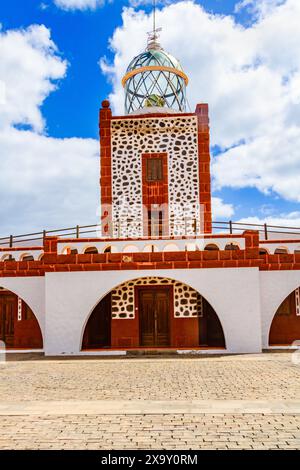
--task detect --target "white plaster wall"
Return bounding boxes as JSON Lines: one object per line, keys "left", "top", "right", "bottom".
{"left": 44, "top": 268, "right": 262, "bottom": 355}
{"left": 260, "top": 270, "right": 300, "bottom": 348}
{"left": 0, "top": 277, "right": 45, "bottom": 341}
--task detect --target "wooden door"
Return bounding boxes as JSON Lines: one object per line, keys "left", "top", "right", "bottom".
{"left": 139, "top": 288, "right": 170, "bottom": 347}
{"left": 0, "top": 294, "right": 15, "bottom": 347}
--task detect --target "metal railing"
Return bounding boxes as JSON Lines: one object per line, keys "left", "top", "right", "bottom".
{"left": 1, "top": 220, "right": 300, "bottom": 248}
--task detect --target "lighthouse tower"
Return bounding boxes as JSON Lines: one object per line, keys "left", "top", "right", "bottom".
{"left": 99, "top": 27, "right": 212, "bottom": 239}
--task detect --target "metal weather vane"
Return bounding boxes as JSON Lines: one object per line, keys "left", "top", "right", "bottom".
{"left": 147, "top": 0, "right": 162, "bottom": 50}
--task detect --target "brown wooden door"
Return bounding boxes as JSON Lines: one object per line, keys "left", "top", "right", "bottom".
{"left": 0, "top": 294, "right": 15, "bottom": 348}
{"left": 139, "top": 288, "right": 170, "bottom": 347}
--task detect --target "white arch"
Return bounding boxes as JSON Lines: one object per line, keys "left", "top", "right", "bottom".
{"left": 78, "top": 275, "right": 226, "bottom": 352}
{"left": 44, "top": 268, "right": 261, "bottom": 355}
{"left": 224, "top": 242, "right": 240, "bottom": 250}
{"left": 20, "top": 253, "right": 34, "bottom": 261}
{"left": 83, "top": 245, "right": 98, "bottom": 254}
{"left": 122, "top": 245, "right": 139, "bottom": 253}
{"left": 143, "top": 244, "right": 158, "bottom": 252}
{"left": 274, "top": 246, "right": 289, "bottom": 254}
{"left": 204, "top": 243, "right": 220, "bottom": 251}
{"left": 0, "top": 254, "right": 13, "bottom": 262}
{"left": 260, "top": 270, "right": 300, "bottom": 348}
{"left": 61, "top": 245, "right": 77, "bottom": 255}
{"left": 259, "top": 247, "right": 270, "bottom": 254}
{"left": 0, "top": 277, "right": 45, "bottom": 345}
{"left": 163, "top": 243, "right": 179, "bottom": 252}
{"left": 185, "top": 243, "right": 197, "bottom": 251}
{"left": 102, "top": 245, "right": 118, "bottom": 253}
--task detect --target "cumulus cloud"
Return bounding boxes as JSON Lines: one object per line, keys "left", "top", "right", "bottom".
{"left": 0, "top": 24, "right": 67, "bottom": 133}
{"left": 0, "top": 24, "right": 99, "bottom": 235}
{"left": 212, "top": 197, "right": 235, "bottom": 220}
{"left": 101, "top": 0, "right": 300, "bottom": 204}
{"left": 239, "top": 212, "right": 300, "bottom": 226}
{"left": 235, "top": 0, "right": 286, "bottom": 17}
{"left": 237, "top": 213, "right": 300, "bottom": 237}
{"left": 0, "top": 129, "right": 99, "bottom": 235}
{"left": 54, "top": 0, "right": 106, "bottom": 10}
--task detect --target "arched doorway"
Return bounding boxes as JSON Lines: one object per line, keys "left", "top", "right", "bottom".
{"left": 0, "top": 288, "right": 43, "bottom": 349}
{"left": 82, "top": 293, "right": 112, "bottom": 349}
{"left": 81, "top": 277, "right": 225, "bottom": 350}
{"left": 269, "top": 288, "right": 300, "bottom": 345}
{"left": 199, "top": 297, "right": 225, "bottom": 348}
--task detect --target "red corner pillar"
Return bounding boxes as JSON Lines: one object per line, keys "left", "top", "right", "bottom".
{"left": 195, "top": 103, "right": 212, "bottom": 234}
{"left": 99, "top": 100, "right": 113, "bottom": 237}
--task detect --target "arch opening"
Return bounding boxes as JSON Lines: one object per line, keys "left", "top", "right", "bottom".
{"left": 225, "top": 243, "right": 240, "bottom": 251}
{"left": 269, "top": 287, "right": 300, "bottom": 346}
{"left": 204, "top": 244, "right": 219, "bottom": 251}
{"left": 84, "top": 246, "right": 98, "bottom": 254}
{"left": 274, "top": 247, "right": 288, "bottom": 254}
{"left": 81, "top": 276, "right": 225, "bottom": 351}
{"left": 0, "top": 287, "right": 43, "bottom": 349}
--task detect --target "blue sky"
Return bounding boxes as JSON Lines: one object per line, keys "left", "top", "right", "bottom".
{"left": 1, "top": 0, "right": 300, "bottom": 235}
{"left": 0, "top": 0, "right": 242, "bottom": 140}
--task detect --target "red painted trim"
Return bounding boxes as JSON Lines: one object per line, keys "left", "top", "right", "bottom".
{"left": 99, "top": 102, "right": 112, "bottom": 237}
{"left": 56, "top": 233, "right": 247, "bottom": 243}
{"left": 260, "top": 239, "right": 300, "bottom": 244}
{"left": 141, "top": 153, "right": 169, "bottom": 237}
{"left": 2, "top": 231, "right": 300, "bottom": 275}
{"left": 195, "top": 104, "right": 212, "bottom": 233}
{"left": 111, "top": 112, "right": 196, "bottom": 121}
{"left": 0, "top": 247, "right": 42, "bottom": 252}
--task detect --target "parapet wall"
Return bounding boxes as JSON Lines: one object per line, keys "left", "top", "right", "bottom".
{"left": 1, "top": 231, "right": 300, "bottom": 277}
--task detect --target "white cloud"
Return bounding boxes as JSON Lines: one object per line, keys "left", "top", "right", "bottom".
{"left": 0, "top": 24, "right": 67, "bottom": 133}
{"left": 0, "top": 129, "right": 99, "bottom": 235}
{"left": 235, "top": 0, "right": 286, "bottom": 18}
{"left": 129, "top": 0, "right": 172, "bottom": 6}
{"left": 0, "top": 24, "right": 99, "bottom": 236}
{"left": 54, "top": 0, "right": 105, "bottom": 10}
{"left": 101, "top": 0, "right": 300, "bottom": 203}
{"left": 212, "top": 197, "right": 235, "bottom": 220}
{"left": 239, "top": 212, "right": 300, "bottom": 225}
{"left": 237, "top": 211, "right": 300, "bottom": 240}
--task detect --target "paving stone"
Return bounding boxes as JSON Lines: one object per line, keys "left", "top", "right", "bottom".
{"left": 0, "top": 353, "right": 299, "bottom": 449}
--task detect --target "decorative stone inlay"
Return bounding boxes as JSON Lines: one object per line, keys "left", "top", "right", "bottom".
{"left": 111, "top": 277, "right": 202, "bottom": 320}
{"left": 110, "top": 115, "right": 200, "bottom": 238}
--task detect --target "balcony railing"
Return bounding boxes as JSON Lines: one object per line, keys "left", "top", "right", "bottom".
{"left": 1, "top": 220, "right": 300, "bottom": 247}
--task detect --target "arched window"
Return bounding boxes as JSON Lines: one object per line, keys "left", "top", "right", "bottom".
{"left": 204, "top": 244, "right": 219, "bottom": 251}
{"left": 21, "top": 255, "right": 34, "bottom": 262}
{"left": 1, "top": 255, "right": 15, "bottom": 262}
{"left": 225, "top": 243, "right": 239, "bottom": 251}
{"left": 84, "top": 247, "right": 98, "bottom": 254}
{"left": 274, "top": 248, "right": 288, "bottom": 254}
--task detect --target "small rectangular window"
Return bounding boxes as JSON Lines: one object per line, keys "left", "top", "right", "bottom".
{"left": 146, "top": 158, "right": 163, "bottom": 181}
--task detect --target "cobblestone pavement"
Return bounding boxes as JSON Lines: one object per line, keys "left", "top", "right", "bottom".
{"left": 0, "top": 353, "right": 299, "bottom": 449}
{"left": 0, "top": 413, "right": 300, "bottom": 450}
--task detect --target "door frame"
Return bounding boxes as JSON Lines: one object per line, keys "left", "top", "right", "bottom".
{"left": 135, "top": 285, "right": 174, "bottom": 348}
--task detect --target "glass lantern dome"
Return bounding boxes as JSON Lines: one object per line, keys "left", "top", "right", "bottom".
{"left": 122, "top": 36, "right": 188, "bottom": 115}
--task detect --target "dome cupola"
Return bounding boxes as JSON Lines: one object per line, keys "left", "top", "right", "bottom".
{"left": 122, "top": 28, "right": 188, "bottom": 114}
